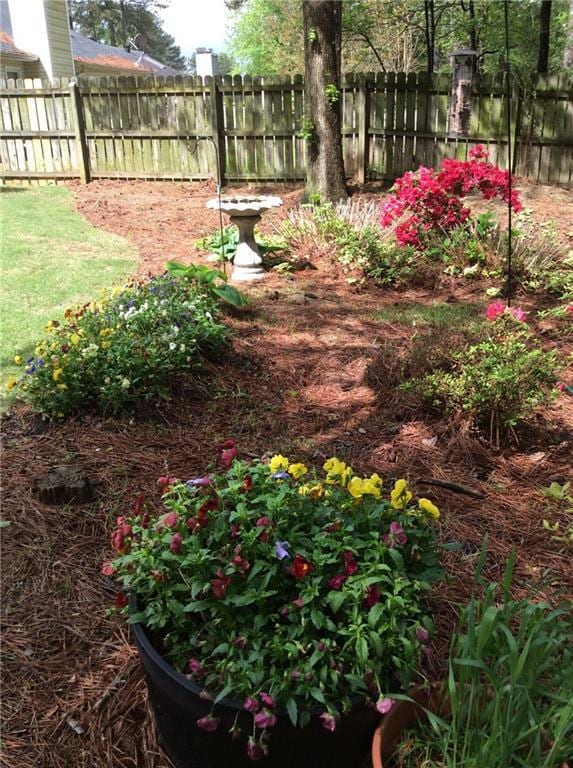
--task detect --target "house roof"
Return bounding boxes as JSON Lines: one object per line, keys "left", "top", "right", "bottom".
{"left": 70, "top": 30, "right": 181, "bottom": 75}
{"left": 0, "top": 1, "right": 181, "bottom": 75}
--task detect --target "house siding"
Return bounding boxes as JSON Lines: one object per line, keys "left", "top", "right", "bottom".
{"left": 7, "top": 0, "right": 74, "bottom": 80}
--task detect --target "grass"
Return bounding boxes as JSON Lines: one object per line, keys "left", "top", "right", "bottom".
{"left": 0, "top": 185, "right": 137, "bottom": 398}
{"left": 372, "top": 302, "right": 481, "bottom": 327}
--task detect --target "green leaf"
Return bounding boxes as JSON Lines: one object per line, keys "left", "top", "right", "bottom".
{"left": 212, "top": 284, "right": 248, "bottom": 308}
{"left": 368, "top": 602, "right": 384, "bottom": 628}
{"left": 327, "top": 591, "right": 346, "bottom": 614}
{"left": 356, "top": 636, "right": 368, "bottom": 667}
{"left": 311, "top": 609, "right": 324, "bottom": 629}
{"left": 183, "top": 599, "right": 211, "bottom": 612}
{"left": 286, "top": 698, "right": 298, "bottom": 726}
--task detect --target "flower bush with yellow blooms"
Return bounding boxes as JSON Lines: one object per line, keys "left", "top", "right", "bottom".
{"left": 11, "top": 274, "right": 226, "bottom": 417}
{"left": 108, "top": 444, "right": 443, "bottom": 761}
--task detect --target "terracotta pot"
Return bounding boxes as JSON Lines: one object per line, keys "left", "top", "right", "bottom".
{"left": 371, "top": 685, "right": 445, "bottom": 768}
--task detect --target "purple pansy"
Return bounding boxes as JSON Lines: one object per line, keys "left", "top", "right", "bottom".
{"left": 275, "top": 540, "right": 290, "bottom": 560}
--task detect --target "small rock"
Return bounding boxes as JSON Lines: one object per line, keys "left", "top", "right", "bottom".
{"left": 288, "top": 292, "right": 307, "bottom": 305}
{"left": 32, "top": 466, "right": 97, "bottom": 506}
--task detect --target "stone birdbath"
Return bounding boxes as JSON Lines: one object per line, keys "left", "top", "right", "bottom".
{"left": 206, "top": 195, "right": 283, "bottom": 280}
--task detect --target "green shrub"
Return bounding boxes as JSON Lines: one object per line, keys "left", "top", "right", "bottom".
{"left": 15, "top": 274, "right": 226, "bottom": 417}
{"left": 403, "top": 315, "right": 560, "bottom": 443}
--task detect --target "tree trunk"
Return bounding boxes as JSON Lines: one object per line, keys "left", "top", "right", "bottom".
{"left": 302, "top": 0, "right": 347, "bottom": 202}
{"left": 424, "top": 0, "right": 434, "bottom": 73}
{"left": 537, "top": 0, "right": 552, "bottom": 73}
{"left": 565, "top": 0, "right": 573, "bottom": 69}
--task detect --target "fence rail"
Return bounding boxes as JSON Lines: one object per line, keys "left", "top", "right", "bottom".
{"left": 1, "top": 73, "right": 571, "bottom": 187}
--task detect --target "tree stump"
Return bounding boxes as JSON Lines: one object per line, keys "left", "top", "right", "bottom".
{"left": 32, "top": 466, "right": 97, "bottom": 505}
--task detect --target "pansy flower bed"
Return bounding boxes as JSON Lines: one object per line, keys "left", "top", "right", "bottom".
{"left": 108, "top": 449, "right": 443, "bottom": 759}
{"left": 12, "top": 274, "right": 226, "bottom": 417}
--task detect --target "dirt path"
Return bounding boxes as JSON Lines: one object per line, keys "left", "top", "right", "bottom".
{"left": 2, "top": 180, "right": 572, "bottom": 768}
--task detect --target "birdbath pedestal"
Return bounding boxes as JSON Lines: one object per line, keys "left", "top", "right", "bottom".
{"left": 206, "top": 196, "right": 282, "bottom": 280}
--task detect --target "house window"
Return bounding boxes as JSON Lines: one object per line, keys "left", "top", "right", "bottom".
{"left": 5, "top": 68, "right": 22, "bottom": 82}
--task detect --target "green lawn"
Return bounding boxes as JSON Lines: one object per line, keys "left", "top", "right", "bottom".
{"left": 1, "top": 185, "right": 137, "bottom": 397}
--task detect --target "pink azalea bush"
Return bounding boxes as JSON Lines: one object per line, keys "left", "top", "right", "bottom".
{"left": 381, "top": 146, "right": 522, "bottom": 249}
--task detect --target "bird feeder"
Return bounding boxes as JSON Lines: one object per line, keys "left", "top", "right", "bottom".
{"left": 447, "top": 49, "right": 478, "bottom": 137}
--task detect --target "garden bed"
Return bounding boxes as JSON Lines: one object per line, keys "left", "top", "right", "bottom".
{"left": 1, "top": 178, "right": 572, "bottom": 768}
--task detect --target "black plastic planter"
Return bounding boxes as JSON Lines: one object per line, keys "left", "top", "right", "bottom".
{"left": 131, "top": 612, "right": 379, "bottom": 768}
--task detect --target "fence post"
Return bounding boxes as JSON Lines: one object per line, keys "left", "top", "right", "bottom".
{"left": 209, "top": 77, "right": 226, "bottom": 187}
{"left": 357, "top": 75, "right": 369, "bottom": 185}
{"left": 69, "top": 79, "right": 90, "bottom": 184}
{"left": 511, "top": 84, "right": 522, "bottom": 175}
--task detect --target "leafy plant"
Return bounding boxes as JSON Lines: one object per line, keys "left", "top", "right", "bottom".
{"left": 403, "top": 312, "right": 560, "bottom": 444}
{"left": 325, "top": 84, "right": 340, "bottom": 104}
{"left": 393, "top": 551, "right": 573, "bottom": 768}
{"left": 14, "top": 275, "right": 226, "bottom": 417}
{"left": 297, "top": 114, "right": 317, "bottom": 143}
{"left": 108, "top": 450, "right": 443, "bottom": 760}
{"left": 542, "top": 482, "right": 573, "bottom": 549}
{"left": 195, "top": 227, "right": 286, "bottom": 267}
{"left": 166, "top": 261, "right": 247, "bottom": 309}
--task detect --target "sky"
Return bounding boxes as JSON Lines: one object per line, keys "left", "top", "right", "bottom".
{"left": 157, "top": 0, "right": 230, "bottom": 56}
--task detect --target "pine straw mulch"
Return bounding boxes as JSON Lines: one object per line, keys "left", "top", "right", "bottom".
{"left": 2, "top": 180, "right": 573, "bottom": 768}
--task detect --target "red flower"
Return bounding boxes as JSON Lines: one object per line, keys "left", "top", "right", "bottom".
{"left": 320, "top": 712, "right": 337, "bottom": 732}
{"left": 101, "top": 561, "right": 115, "bottom": 576}
{"left": 241, "top": 475, "right": 253, "bottom": 492}
{"left": 232, "top": 554, "right": 250, "bottom": 573}
{"left": 115, "top": 592, "right": 128, "bottom": 608}
{"left": 260, "top": 692, "right": 276, "bottom": 709}
{"left": 256, "top": 516, "right": 272, "bottom": 543}
{"left": 219, "top": 439, "right": 238, "bottom": 469}
{"left": 133, "top": 493, "right": 145, "bottom": 515}
{"left": 364, "top": 585, "right": 381, "bottom": 608}
{"left": 211, "top": 569, "right": 232, "bottom": 598}
{"left": 170, "top": 533, "right": 183, "bottom": 553}
{"left": 292, "top": 554, "right": 313, "bottom": 579}
{"left": 328, "top": 573, "right": 347, "bottom": 590}
{"left": 140, "top": 512, "right": 151, "bottom": 529}
{"left": 151, "top": 570, "right": 164, "bottom": 582}
{"left": 188, "top": 658, "right": 204, "bottom": 676}
{"left": 230, "top": 524, "right": 240, "bottom": 539}
{"left": 187, "top": 516, "right": 200, "bottom": 533}
{"left": 243, "top": 696, "right": 260, "bottom": 713}
{"left": 254, "top": 709, "right": 277, "bottom": 728}
{"left": 247, "top": 737, "right": 268, "bottom": 761}
{"left": 325, "top": 520, "right": 343, "bottom": 533}
{"left": 158, "top": 476, "right": 177, "bottom": 494}
{"left": 343, "top": 551, "right": 358, "bottom": 576}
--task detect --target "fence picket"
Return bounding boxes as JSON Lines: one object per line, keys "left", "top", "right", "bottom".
{"left": 0, "top": 74, "right": 571, "bottom": 187}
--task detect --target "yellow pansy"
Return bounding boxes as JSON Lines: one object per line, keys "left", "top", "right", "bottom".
{"left": 390, "top": 478, "right": 413, "bottom": 509}
{"left": 288, "top": 463, "right": 308, "bottom": 479}
{"left": 56, "top": 383, "right": 67, "bottom": 390}
{"left": 269, "top": 454, "right": 289, "bottom": 473}
{"left": 6, "top": 376, "right": 18, "bottom": 390}
{"left": 13, "top": 355, "right": 22, "bottom": 365}
{"left": 101, "top": 341, "right": 112, "bottom": 349}
{"left": 348, "top": 477, "right": 365, "bottom": 498}
{"left": 53, "top": 368, "right": 63, "bottom": 382}
{"left": 418, "top": 498, "right": 440, "bottom": 519}
{"left": 323, "top": 457, "right": 346, "bottom": 475}
{"left": 70, "top": 334, "right": 81, "bottom": 345}
{"left": 298, "top": 483, "right": 324, "bottom": 498}
{"left": 369, "top": 473, "right": 383, "bottom": 488}
{"left": 100, "top": 328, "right": 113, "bottom": 337}
{"left": 361, "top": 478, "right": 381, "bottom": 498}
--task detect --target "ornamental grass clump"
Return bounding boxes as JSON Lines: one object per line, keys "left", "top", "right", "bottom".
{"left": 13, "top": 274, "right": 226, "bottom": 417}
{"left": 107, "top": 446, "right": 443, "bottom": 761}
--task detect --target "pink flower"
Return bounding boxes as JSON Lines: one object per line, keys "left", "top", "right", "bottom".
{"left": 101, "top": 561, "right": 115, "bottom": 576}
{"left": 383, "top": 522, "right": 408, "bottom": 548}
{"left": 188, "top": 658, "right": 204, "bottom": 676}
{"left": 169, "top": 532, "right": 182, "bottom": 553}
{"left": 343, "top": 551, "right": 358, "bottom": 576}
{"left": 485, "top": 301, "right": 506, "bottom": 321}
{"left": 247, "top": 737, "right": 268, "bottom": 761}
{"left": 211, "top": 569, "right": 232, "bottom": 598}
{"left": 566, "top": 305, "right": 573, "bottom": 315}
{"left": 219, "top": 438, "right": 238, "bottom": 468}
{"left": 320, "top": 712, "right": 337, "bottom": 732}
{"left": 376, "top": 697, "right": 394, "bottom": 715}
{"left": 508, "top": 306, "right": 527, "bottom": 323}
{"left": 260, "top": 692, "right": 276, "bottom": 709}
{"left": 196, "top": 714, "right": 220, "bottom": 732}
{"left": 243, "top": 696, "right": 260, "bottom": 713}
{"left": 291, "top": 598, "right": 305, "bottom": 609}
{"left": 254, "top": 709, "right": 277, "bottom": 728}
{"left": 556, "top": 382, "right": 567, "bottom": 392}
{"left": 163, "top": 511, "right": 178, "bottom": 528}
{"left": 416, "top": 626, "right": 430, "bottom": 643}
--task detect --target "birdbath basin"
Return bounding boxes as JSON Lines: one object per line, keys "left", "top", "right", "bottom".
{"left": 206, "top": 195, "right": 283, "bottom": 280}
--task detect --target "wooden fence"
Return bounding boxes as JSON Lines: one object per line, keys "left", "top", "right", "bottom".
{"left": 1, "top": 73, "right": 571, "bottom": 186}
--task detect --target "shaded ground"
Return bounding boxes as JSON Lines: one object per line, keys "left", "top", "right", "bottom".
{"left": 2, "top": 179, "right": 572, "bottom": 768}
